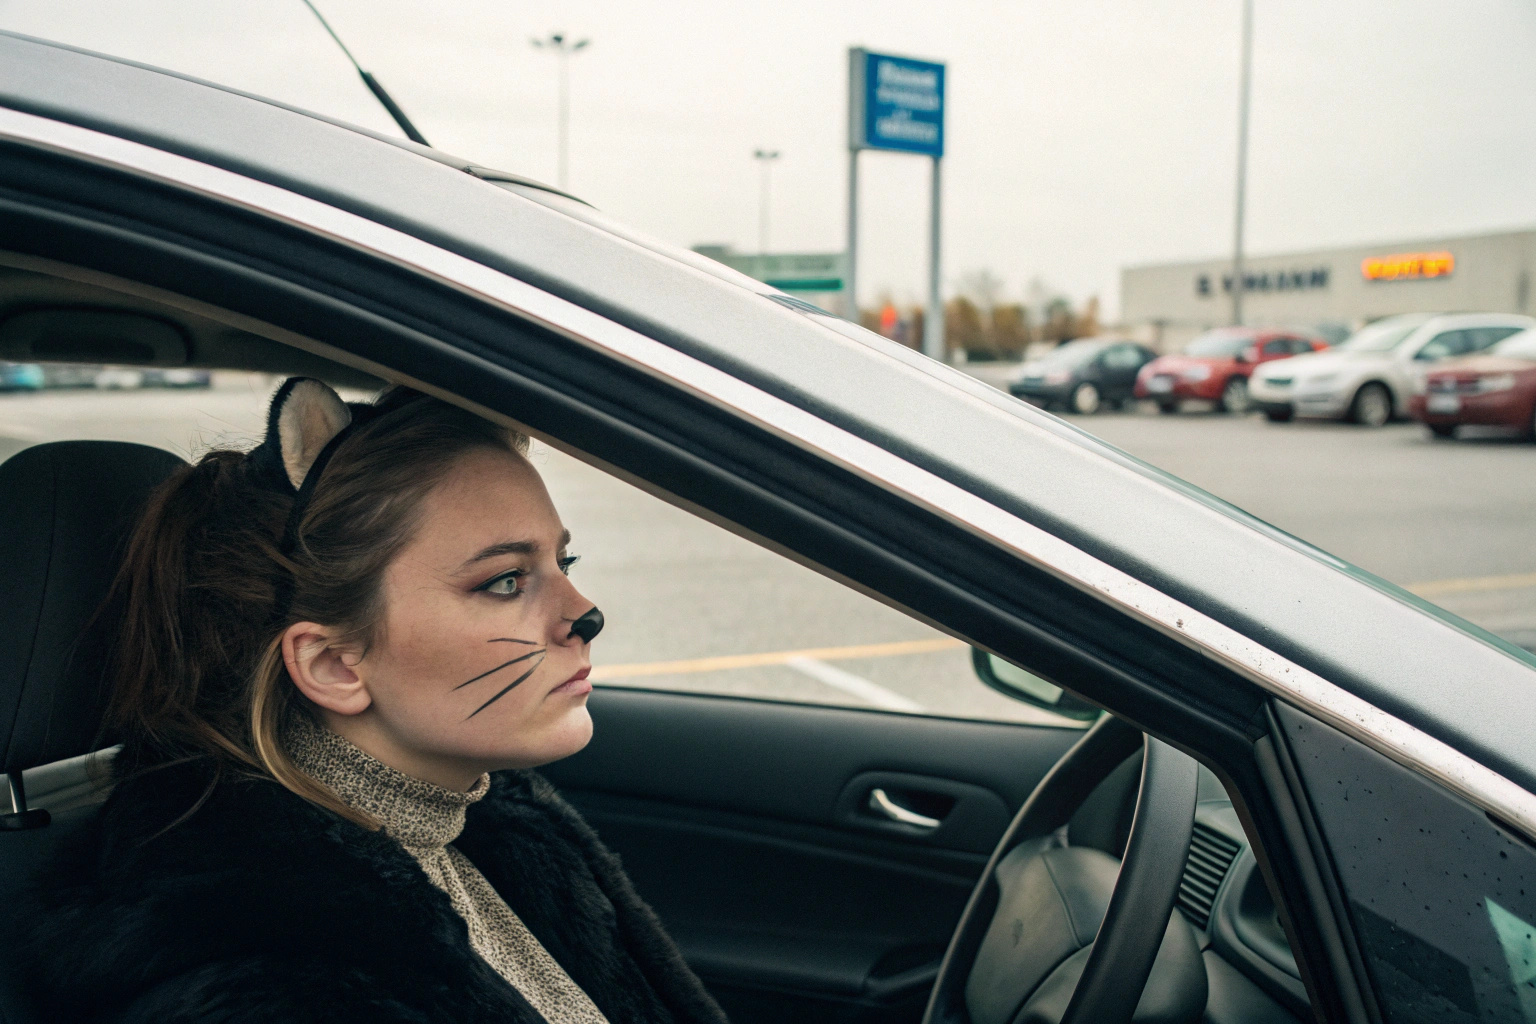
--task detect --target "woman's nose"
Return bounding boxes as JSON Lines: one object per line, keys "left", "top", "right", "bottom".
{"left": 566, "top": 606, "right": 604, "bottom": 644}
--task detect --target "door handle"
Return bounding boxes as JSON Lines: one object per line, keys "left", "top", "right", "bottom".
{"left": 868, "top": 788, "right": 942, "bottom": 830}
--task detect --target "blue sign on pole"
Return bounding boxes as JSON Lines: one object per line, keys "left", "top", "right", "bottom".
{"left": 848, "top": 49, "right": 945, "bottom": 157}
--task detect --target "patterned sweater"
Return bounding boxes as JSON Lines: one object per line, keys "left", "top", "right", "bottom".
{"left": 287, "top": 715, "right": 609, "bottom": 1024}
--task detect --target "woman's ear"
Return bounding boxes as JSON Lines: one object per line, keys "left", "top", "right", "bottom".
{"left": 283, "top": 622, "right": 371, "bottom": 716}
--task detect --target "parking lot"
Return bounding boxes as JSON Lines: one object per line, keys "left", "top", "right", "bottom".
{"left": 2, "top": 376, "right": 1531, "bottom": 723}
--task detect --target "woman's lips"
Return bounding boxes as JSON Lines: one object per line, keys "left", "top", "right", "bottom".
{"left": 550, "top": 666, "right": 592, "bottom": 696}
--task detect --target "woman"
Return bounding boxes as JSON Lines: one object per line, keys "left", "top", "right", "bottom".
{"left": 34, "top": 380, "right": 729, "bottom": 1024}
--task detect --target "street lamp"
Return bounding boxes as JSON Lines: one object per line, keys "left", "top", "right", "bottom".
{"left": 753, "top": 149, "right": 780, "bottom": 255}
{"left": 530, "top": 32, "right": 590, "bottom": 190}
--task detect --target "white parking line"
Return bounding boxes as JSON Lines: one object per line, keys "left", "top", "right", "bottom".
{"left": 785, "top": 656, "right": 926, "bottom": 713}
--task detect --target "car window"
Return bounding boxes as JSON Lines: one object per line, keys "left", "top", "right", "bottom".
{"left": 1493, "top": 329, "right": 1536, "bottom": 360}
{"left": 1261, "top": 339, "right": 1289, "bottom": 356}
{"left": 1415, "top": 330, "right": 1471, "bottom": 360}
{"left": 1039, "top": 340, "right": 1108, "bottom": 368}
{"left": 1473, "top": 326, "right": 1526, "bottom": 352}
{"left": 0, "top": 362, "right": 1080, "bottom": 730}
{"left": 1343, "top": 318, "right": 1429, "bottom": 353}
{"left": 1280, "top": 706, "right": 1536, "bottom": 1024}
{"left": 1100, "top": 344, "right": 1145, "bottom": 370}
{"left": 541, "top": 443, "right": 1079, "bottom": 727}
{"left": 1290, "top": 338, "right": 1318, "bottom": 354}
{"left": 1185, "top": 330, "right": 1251, "bottom": 357}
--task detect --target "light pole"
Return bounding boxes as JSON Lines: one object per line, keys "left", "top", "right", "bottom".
{"left": 753, "top": 149, "right": 780, "bottom": 255}
{"left": 1231, "top": 0, "right": 1253, "bottom": 326}
{"left": 530, "top": 32, "right": 590, "bottom": 190}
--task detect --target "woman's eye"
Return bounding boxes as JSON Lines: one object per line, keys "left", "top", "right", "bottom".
{"left": 476, "top": 570, "right": 524, "bottom": 597}
{"left": 558, "top": 555, "right": 580, "bottom": 576}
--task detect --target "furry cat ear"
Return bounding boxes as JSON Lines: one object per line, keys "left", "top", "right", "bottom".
{"left": 272, "top": 378, "right": 352, "bottom": 490}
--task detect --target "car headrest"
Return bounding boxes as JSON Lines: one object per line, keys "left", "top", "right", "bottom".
{"left": 0, "top": 441, "right": 186, "bottom": 776}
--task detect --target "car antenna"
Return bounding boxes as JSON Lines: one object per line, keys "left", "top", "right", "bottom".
{"left": 300, "top": 0, "right": 431, "bottom": 147}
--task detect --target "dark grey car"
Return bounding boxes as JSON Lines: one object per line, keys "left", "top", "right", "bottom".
{"left": 1008, "top": 339, "right": 1158, "bottom": 414}
{"left": 2, "top": 31, "right": 1536, "bottom": 1024}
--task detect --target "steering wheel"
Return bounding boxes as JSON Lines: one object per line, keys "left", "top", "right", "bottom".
{"left": 921, "top": 716, "right": 1204, "bottom": 1024}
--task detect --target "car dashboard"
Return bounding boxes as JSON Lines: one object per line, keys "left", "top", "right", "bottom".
{"left": 1181, "top": 795, "right": 1310, "bottom": 1023}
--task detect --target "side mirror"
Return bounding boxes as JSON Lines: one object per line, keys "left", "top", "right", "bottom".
{"left": 1236, "top": 346, "right": 1257, "bottom": 364}
{"left": 970, "top": 648, "right": 1101, "bottom": 721}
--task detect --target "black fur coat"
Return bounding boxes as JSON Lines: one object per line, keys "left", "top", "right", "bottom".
{"left": 31, "top": 758, "right": 729, "bottom": 1024}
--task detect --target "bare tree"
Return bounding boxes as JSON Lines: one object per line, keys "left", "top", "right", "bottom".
{"left": 945, "top": 296, "right": 988, "bottom": 356}
{"left": 991, "top": 304, "right": 1031, "bottom": 355}
{"left": 957, "top": 268, "right": 1005, "bottom": 314}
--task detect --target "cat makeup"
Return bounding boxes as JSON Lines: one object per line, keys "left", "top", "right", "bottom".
{"left": 288, "top": 446, "right": 601, "bottom": 790}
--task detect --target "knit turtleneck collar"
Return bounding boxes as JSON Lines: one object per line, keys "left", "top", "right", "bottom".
{"left": 285, "top": 714, "right": 491, "bottom": 853}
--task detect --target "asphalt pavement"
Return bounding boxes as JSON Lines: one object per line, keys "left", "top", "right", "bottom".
{"left": 1, "top": 373, "right": 1531, "bottom": 728}
{"left": 965, "top": 360, "right": 1536, "bottom": 651}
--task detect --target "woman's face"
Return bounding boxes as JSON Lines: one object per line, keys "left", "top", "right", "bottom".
{"left": 301, "top": 446, "right": 599, "bottom": 786}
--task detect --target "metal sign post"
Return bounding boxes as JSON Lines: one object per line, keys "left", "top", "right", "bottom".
{"left": 848, "top": 48, "right": 947, "bottom": 359}
{"left": 1231, "top": 0, "right": 1252, "bottom": 327}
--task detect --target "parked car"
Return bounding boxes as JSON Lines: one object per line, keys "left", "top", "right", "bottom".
{"left": 142, "top": 367, "right": 212, "bottom": 387}
{"left": 4, "top": 33, "right": 1536, "bottom": 1024}
{"left": 1249, "top": 312, "right": 1534, "bottom": 426}
{"left": 1134, "top": 328, "right": 1327, "bottom": 414}
{"left": 1007, "top": 337, "right": 1156, "bottom": 414}
{"left": 91, "top": 366, "right": 144, "bottom": 389}
{"left": 1411, "top": 326, "right": 1536, "bottom": 440}
{"left": 39, "top": 362, "right": 102, "bottom": 388}
{"left": 0, "top": 361, "right": 44, "bottom": 390}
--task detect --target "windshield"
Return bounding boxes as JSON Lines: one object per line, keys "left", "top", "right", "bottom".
{"left": 1183, "top": 331, "right": 1253, "bottom": 358}
{"left": 1340, "top": 318, "right": 1426, "bottom": 353}
{"left": 1037, "top": 341, "right": 1107, "bottom": 367}
{"left": 1492, "top": 328, "right": 1536, "bottom": 360}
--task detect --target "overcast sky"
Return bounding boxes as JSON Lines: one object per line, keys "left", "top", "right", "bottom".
{"left": 5, "top": 1, "right": 1535, "bottom": 318}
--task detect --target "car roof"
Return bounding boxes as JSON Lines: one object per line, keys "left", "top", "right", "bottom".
{"left": 4, "top": 31, "right": 1536, "bottom": 796}
{"left": 0, "top": 31, "right": 587, "bottom": 209}
{"left": 1421, "top": 312, "right": 1535, "bottom": 328}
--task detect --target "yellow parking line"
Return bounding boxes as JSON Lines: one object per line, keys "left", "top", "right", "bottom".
{"left": 591, "top": 637, "right": 966, "bottom": 680}
{"left": 594, "top": 571, "right": 1534, "bottom": 681}
{"left": 1407, "top": 572, "right": 1536, "bottom": 598}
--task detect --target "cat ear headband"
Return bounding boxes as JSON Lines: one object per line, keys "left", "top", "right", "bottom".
{"left": 248, "top": 378, "right": 605, "bottom": 644}
{"left": 247, "top": 377, "right": 387, "bottom": 557}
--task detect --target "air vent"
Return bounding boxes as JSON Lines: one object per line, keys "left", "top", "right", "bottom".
{"left": 1177, "top": 823, "right": 1242, "bottom": 930}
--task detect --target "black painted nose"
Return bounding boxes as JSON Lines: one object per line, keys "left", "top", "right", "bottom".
{"left": 567, "top": 606, "right": 604, "bottom": 644}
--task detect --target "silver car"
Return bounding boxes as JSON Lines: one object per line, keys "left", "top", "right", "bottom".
{"left": 1249, "top": 312, "right": 1534, "bottom": 426}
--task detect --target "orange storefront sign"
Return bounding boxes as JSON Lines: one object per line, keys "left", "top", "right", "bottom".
{"left": 1361, "top": 251, "right": 1455, "bottom": 282}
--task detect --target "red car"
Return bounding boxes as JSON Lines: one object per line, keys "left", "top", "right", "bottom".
{"left": 1134, "top": 327, "right": 1329, "bottom": 414}
{"left": 1411, "top": 327, "right": 1536, "bottom": 439}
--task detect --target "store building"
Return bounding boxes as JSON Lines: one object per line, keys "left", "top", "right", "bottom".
{"left": 1121, "top": 227, "right": 1536, "bottom": 351}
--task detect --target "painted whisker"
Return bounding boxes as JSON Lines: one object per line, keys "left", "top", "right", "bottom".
{"left": 454, "top": 649, "right": 545, "bottom": 690}
{"left": 465, "top": 654, "right": 546, "bottom": 720}
{"left": 487, "top": 637, "right": 539, "bottom": 645}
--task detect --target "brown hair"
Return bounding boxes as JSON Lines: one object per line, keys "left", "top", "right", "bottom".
{"left": 102, "top": 386, "right": 527, "bottom": 826}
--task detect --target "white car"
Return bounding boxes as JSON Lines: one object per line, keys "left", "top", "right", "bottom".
{"left": 91, "top": 366, "right": 145, "bottom": 390}
{"left": 1249, "top": 312, "right": 1535, "bottom": 426}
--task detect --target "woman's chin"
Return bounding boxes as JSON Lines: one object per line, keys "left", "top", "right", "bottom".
{"left": 489, "top": 705, "right": 594, "bottom": 770}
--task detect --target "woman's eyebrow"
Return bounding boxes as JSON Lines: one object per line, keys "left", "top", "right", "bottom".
{"left": 456, "top": 530, "right": 572, "bottom": 573}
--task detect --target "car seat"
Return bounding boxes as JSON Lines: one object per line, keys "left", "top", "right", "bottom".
{"left": 0, "top": 441, "right": 186, "bottom": 1024}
